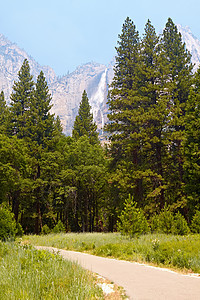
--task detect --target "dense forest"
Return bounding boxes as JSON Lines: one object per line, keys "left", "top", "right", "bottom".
{"left": 0, "top": 17, "right": 200, "bottom": 234}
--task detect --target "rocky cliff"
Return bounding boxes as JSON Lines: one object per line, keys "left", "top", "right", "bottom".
{"left": 177, "top": 25, "right": 200, "bottom": 71}
{"left": 0, "top": 34, "right": 56, "bottom": 101}
{"left": 50, "top": 61, "right": 114, "bottom": 135}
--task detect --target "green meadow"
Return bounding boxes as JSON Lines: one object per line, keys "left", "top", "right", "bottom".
{"left": 23, "top": 232, "right": 200, "bottom": 274}
{"left": 0, "top": 241, "right": 103, "bottom": 299}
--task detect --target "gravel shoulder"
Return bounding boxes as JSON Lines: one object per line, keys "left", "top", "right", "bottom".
{"left": 36, "top": 246, "right": 200, "bottom": 300}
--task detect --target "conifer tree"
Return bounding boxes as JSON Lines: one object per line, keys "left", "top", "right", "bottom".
{"left": 106, "top": 17, "right": 194, "bottom": 221}
{"left": 161, "top": 18, "right": 193, "bottom": 206}
{"left": 184, "top": 68, "right": 200, "bottom": 213}
{"left": 28, "top": 71, "right": 56, "bottom": 234}
{"left": 28, "top": 70, "right": 55, "bottom": 148}
{"left": 72, "top": 90, "right": 99, "bottom": 145}
{"left": 106, "top": 17, "right": 139, "bottom": 139}
{"left": 131, "top": 20, "right": 170, "bottom": 208}
{"left": 9, "top": 59, "right": 35, "bottom": 139}
{"left": 106, "top": 19, "right": 169, "bottom": 205}
{"left": 105, "top": 17, "right": 140, "bottom": 227}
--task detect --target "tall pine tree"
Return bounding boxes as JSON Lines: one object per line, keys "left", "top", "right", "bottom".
{"left": 161, "top": 18, "right": 193, "bottom": 208}
{"left": 184, "top": 67, "right": 200, "bottom": 214}
{"left": 105, "top": 17, "right": 140, "bottom": 228}
{"left": 28, "top": 70, "right": 55, "bottom": 149}
{"left": 9, "top": 59, "right": 35, "bottom": 139}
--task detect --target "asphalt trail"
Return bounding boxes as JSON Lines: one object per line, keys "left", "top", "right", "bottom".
{"left": 36, "top": 246, "right": 200, "bottom": 300}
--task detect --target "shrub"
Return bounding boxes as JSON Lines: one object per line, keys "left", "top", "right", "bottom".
{"left": 0, "top": 205, "right": 17, "bottom": 240}
{"left": 154, "top": 205, "right": 174, "bottom": 234}
{"left": 41, "top": 224, "right": 51, "bottom": 235}
{"left": 53, "top": 220, "right": 65, "bottom": 233}
{"left": 150, "top": 214, "right": 159, "bottom": 232}
{"left": 172, "top": 212, "right": 190, "bottom": 235}
{"left": 190, "top": 211, "right": 200, "bottom": 233}
{"left": 16, "top": 222, "right": 24, "bottom": 237}
{"left": 118, "top": 195, "right": 150, "bottom": 237}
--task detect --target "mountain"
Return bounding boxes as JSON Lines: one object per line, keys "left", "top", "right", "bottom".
{"left": 0, "top": 25, "right": 199, "bottom": 135}
{"left": 177, "top": 25, "right": 200, "bottom": 71}
{"left": 50, "top": 61, "right": 114, "bottom": 135}
{"left": 0, "top": 33, "right": 57, "bottom": 101}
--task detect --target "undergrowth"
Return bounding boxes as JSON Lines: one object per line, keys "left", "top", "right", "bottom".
{"left": 0, "top": 241, "right": 103, "bottom": 299}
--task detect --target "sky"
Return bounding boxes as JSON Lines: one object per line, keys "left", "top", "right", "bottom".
{"left": 1, "top": 0, "right": 200, "bottom": 76}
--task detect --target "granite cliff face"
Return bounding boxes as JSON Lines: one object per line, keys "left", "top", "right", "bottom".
{"left": 50, "top": 61, "right": 114, "bottom": 135}
{"left": 0, "top": 34, "right": 56, "bottom": 101}
{"left": 0, "top": 32, "right": 113, "bottom": 135}
{"left": 178, "top": 25, "right": 200, "bottom": 71}
{"left": 0, "top": 25, "right": 199, "bottom": 135}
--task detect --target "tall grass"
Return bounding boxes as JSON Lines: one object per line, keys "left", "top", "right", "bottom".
{"left": 0, "top": 241, "right": 103, "bottom": 299}
{"left": 23, "top": 232, "right": 200, "bottom": 273}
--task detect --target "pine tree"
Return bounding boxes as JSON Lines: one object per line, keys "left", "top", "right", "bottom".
{"left": 184, "top": 68, "right": 200, "bottom": 214}
{"left": 105, "top": 17, "right": 141, "bottom": 228}
{"left": 161, "top": 18, "right": 193, "bottom": 207}
{"left": 28, "top": 70, "right": 55, "bottom": 149}
{"left": 106, "top": 17, "right": 194, "bottom": 223}
{"left": 72, "top": 90, "right": 99, "bottom": 145}
{"left": 28, "top": 71, "right": 56, "bottom": 234}
{"left": 131, "top": 20, "right": 170, "bottom": 209}
{"left": 9, "top": 59, "right": 35, "bottom": 139}
{"left": 106, "top": 17, "right": 139, "bottom": 138}
{"left": 106, "top": 19, "right": 169, "bottom": 208}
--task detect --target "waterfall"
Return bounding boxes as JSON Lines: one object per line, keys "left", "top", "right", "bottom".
{"left": 90, "top": 68, "right": 107, "bottom": 133}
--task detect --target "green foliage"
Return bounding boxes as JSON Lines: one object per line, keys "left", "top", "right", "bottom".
{"left": 184, "top": 68, "right": 200, "bottom": 212}
{"left": 41, "top": 224, "right": 51, "bottom": 235}
{"left": 151, "top": 208, "right": 190, "bottom": 235}
{"left": 16, "top": 222, "right": 24, "bottom": 237}
{"left": 72, "top": 90, "right": 99, "bottom": 145}
{"left": 53, "top": 220, "right": 65, "bottom": 233}
{"left": 152, "top": 206, "right": 175, "bottom": 234}
{"left": 173, "top": 212, "right": 190, "bottom": 235}
{"left": 29, "top": 70, "right": 55, "bottom": 148}
{"left": 118, "top": 195, "right": 150, "bottom": 237}
{"left": 9, "top": 59, "right": 35, "bottom": 139}
{"left": 106, "top": 16, "right": 194, "bottom": 227}
{"left": 0, "top": 205, "right": 17, "bottom": 240}
{"left": 190, "top": 211, "right": 200, "bottom": 233}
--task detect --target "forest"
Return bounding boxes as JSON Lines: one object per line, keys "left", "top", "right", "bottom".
{"left": 0, "top": 17, "right": 200, "bottom": 236}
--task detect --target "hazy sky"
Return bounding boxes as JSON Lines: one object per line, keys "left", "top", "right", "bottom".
{"left": 1, "top": 0, "right": 199, "bottom": 75}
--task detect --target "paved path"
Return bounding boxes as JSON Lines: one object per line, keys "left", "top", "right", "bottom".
{"left": 36, "top": 246, "right": 200, "bottom": 300}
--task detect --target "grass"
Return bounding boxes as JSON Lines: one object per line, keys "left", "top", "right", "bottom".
{"left": 0, "top": 241, "right": 104, "bottom": 299}
{"left": 22, "top": 232, "right": 200, "bottom": 274}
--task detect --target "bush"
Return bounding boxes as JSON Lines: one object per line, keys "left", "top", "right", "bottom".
{"left": 190, "top": 211, "right": 200, "bottom": 233}
{"left": 53, "top": 220, "right": 65, "bottom": 233}
{"left": 150, "top": 208, "right": 190, "bottom": 235}
{"left": 0, "top": 205, "right": 17, "bottom": 240}
{"left": 118, "top": 195, "right": 150, "bottom": 237}
{"left": 150, "top": 214, "right": 159, "bottom": 232}
{"left": 153, "top": 205, "right": 174, "bottom": 234}
{"left": 172, "top": 212, "right": 190, "bottom": 235}
{"left": 41, "top": 224, "right": 51, "bottom": 235}
{"left": 16, "top": 222, "right": 24, "bottom": 237}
